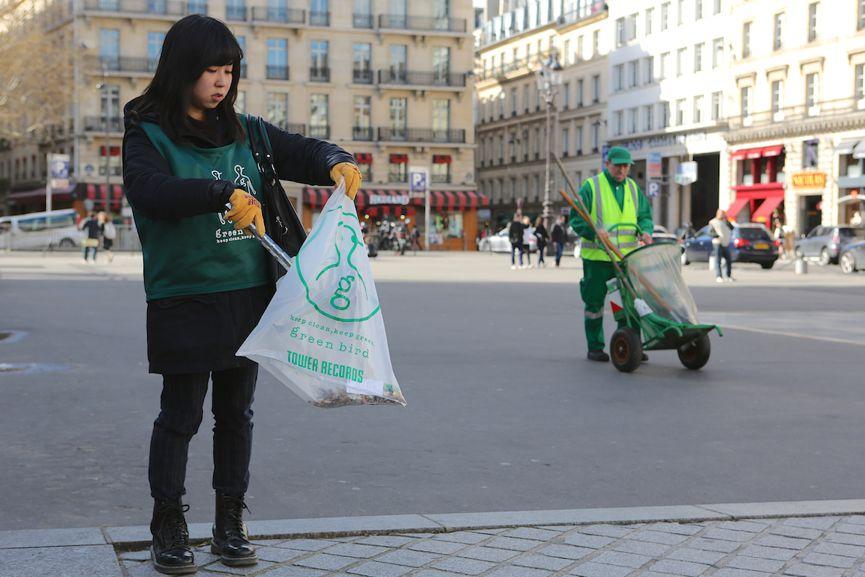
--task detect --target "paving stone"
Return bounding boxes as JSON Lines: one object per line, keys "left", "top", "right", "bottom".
{"left": 739, "top": 545, "right": 798, "bottom": 561}
{"left": 614, "top": 540, "right": 672, "bottom": 557}
{"left": 127, "top": 562, "right": 171, "bottom": 577}
{"left": 502, "top": 527, "right": 562, "bottom": 541}
{"left": 432, "top": 532, "right": 489, "bottom": 545}
{"left": 376, "top": 549, "right": 441, "bottom": 567}
{"left": 784, "top": 518, "right": 839, "bottom": 531}
{"left": 665, "top": 548, "right": 726, "bottom": 565}
{"left": 813, "top": 542, "right": 865, "bottom": 557}
{"left": 473, "top": 529, "right": 507, "bottom": 535}
{"left": 563, "top": 533, "right": 616, "bottom": 549}
{"left": 119, "top": 549, "right": 152, "bottom": 561}
{"left": 512, "top": 554, "right": 573, "bottom": 571}
{"left": 200, "top": 560, "right": 277, "bottom": 575}
{"left": 784, "top": 562, "right": 845, "bottom": 577}
{"left": 407, "top": 540, "right": 466, "bottom": 554}
{"left": 648, "top": 559, "right": 710, "bottom": 576}
{"left": 702, "top": 528, "right": 757, "bottom": 543}
{"left": 0, "top": 527, "right": 107, "bottom": 549}
{"left": 429, "top": 556, "right": 496, "bottom": 575}
{"left": 260, "top": 567, "right": 326, "bottom": 577}
{"left": 538, "top": 544, "right": 595, "bottom": 560}
{"left": 356, "top": 536, "right": 417, "bottom": 548}
{"left": 485, "top": 566, "right": 553, "bottom": 577}
{"left": 754, "top": 535, "right": 811, "bottom": 550}
{"left": 483, "top": 536, "right": 540, "bottom": 552}
{"left": 590, "top": 551, "right": 651, "bottom": 569}
{"left": 723, "top": 555, "right": 785, "bottom": 573}
{"left": 569, "top": 560, "right": 635, "bottom": 577}
{"left": 455, "top": 546, "right": 519, "bottom": 563}
{"left": 712, "top": 568, "right": 771, "bottom": 577}
{"left": 0, "top": 544, "right": 122, "bottom": 577}
{"left": 767, "top": 525, "right": 823, "bottom": 540}
{"left": 412, "top": 571, "right": 464, "bottom": 577}
{"left": 326, "top": 543, "right": 390, "bottom": 558}
{"left": 580, "top": 525, "right": 635, "bottom": 538}
{"left": 833, "top": 523, "right": 865, "bottom": 536}
{"left": 842, "top": 516, "right": 865, "bottom": 525}
{"left": 256, "top": 546, "right": 310, "bottom": 563}
{"left": 649, "top": 523, "right": 703, "bottom": 536}
{"left": 345, "top": 560, "right": 412, "bottom": 577}
{"left": 629, "top": 531, "right": 689, "bottom": 546}
{"left": 715, "top": 521, "right": 769, "bottom": 533}
{"left": 685, "top": 538, "right": 740, "bottom": 554}
{"left": 825, "top": 532, "right": 865, "bottom": 546}
{"left": 294, "top": 553, "right": 358, "bottom": 571}
{"left": 801, "top": 553, "right": 857, "bottom": 569}
{"left": 273, "top": 539, "right": 336, "bottom": 552}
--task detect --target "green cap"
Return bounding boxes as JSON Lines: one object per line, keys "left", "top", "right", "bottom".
{"left": 607, "top": 146, "right": 634, "bottom": 165}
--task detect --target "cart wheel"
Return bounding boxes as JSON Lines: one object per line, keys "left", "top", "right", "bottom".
{"left": 610, "top": 328, "right": 642, "bottom": 373}
{"left": 678, "top": 334, "right": 711, "bottom": 370}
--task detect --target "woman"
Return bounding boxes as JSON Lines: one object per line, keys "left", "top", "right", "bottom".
{"left": 122, "top": 15, "right": 360, "bottom": 575}
{"left": 534, "top": 215, "right": 549, "bottom": 268}
{"left": 521, "top": 215, "right": 534, "bottom": 268}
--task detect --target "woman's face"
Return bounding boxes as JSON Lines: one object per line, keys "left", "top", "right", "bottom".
{"left": 190, "top": 64, "right": 233, "bottom": 113}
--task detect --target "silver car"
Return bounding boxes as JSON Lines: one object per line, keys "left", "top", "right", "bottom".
{"left": 478, "top": 225, "right": 538, "bottom": 253}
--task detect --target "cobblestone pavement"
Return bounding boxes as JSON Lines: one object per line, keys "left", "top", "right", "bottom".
{"left": 115, "top": 514, "right": 865, "bottom": 577}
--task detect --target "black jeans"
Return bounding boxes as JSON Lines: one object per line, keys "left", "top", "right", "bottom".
{"left": 148, "top": 365, "right": 257, "bottom": 501}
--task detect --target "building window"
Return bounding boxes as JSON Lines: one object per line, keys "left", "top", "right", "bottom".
{"left": 860, "top": 0, "right": 865, "bottom": 30}
{"left": 803, "top": 139, "right": 819, "bottom": 169}
{"left": 433, "top": 46, "right": 451, "bottom": 84}
{"left": 712, "top": 38, "right": 723, "bottom": 69}
{"left": 432, "top": 155, "right": 451, "bottom": 183}
{"left": 771, "top": 80, "right": 784, "bottom": 114}
{"left": 675, "top": 98, "right": 686, "bottom": 125}
{"left": 614, "top": 110, "right": 623, "bottom": 136}
{"left": 432, "top": 99, "right": 451, "bottom": 134}
{"left": 661, "top": 2, "right": 670, "bottom": 30}
{"left": 352, "top": 43, "right": 372, "bottom": 83}
{"left": 577, "top": 78, "right": 584, "bottom": 107}
{"left": 592, "top": 30, "right": 600, "bottom": 56}
{"left": 714, "top": 0, "right": 721, "bottom": 15}
{"left": 613, "top": 64, "right": 624, "bottom": 92}
{"left": 660, "top": 102, "right": 670, "bottom": 127}
{"left": 806, "top": 73, "right": 820, "bottom": 108}
{"left": 742, "top": 22, "right": 751, "bottom": 58}
{"left": 808, "top": 3, "right": 818, "bottom": 42}
{"left": 644, "top": 105, "right": 653, "bottom": 131}
{"left": 591, "top": 74, "right": 600, "bottom": 103}
{"left": 562, "top": 127, "right": 570, "bottom": 156}
{"left": 773, "top": 13, "right": 783, "bottom": 51}
{"left": 693, "top": 95, "right": 703, "bottom": 123}
{"left": 740, "top": 86, "right": 751, "bottom": 117}
{"left": 389, "top": 154, "right": 407, "bottom": 182}
{"left": 576, "top": 125, "right": 583, "bottom": 153}
{"left": 660, "top": 52, "right": 670, "bottom": 79}
{"left": 711, "top": 91, "right": 722, "bottom": 120}
{"left": 99, "top": 28, "right": 120, "bottom": 68}
{"left": 310, "top": 40, "right": 329, "bottom": 81}
{"left": 695, "top": 0, "right": 703, "bottom": 20}
{"left": 676, "top": 48, "right": 686, "bottom": 77}
{"left": 645, "top": 7, "right": 654, "bottom": 35}
{"left": 856, "top": 63, "right": 865, "bottom": 100}
{"left": 354, "top": 153, "right": 372, "bottom": 180}
{"left": 563, "top": 82, "right": 571, "bottom": 109}
{"left": 628, "top": 60, "right": 638, "bottom": 88}
{"left": 523, "top": 84, "right": 529, "bottom": 111}
{"left": 627, "top": 13, "right": 638, "bottom": 41}
{"left": 644, "top": 57, "right": 654, "bottom": 83}
{"left": 628, "top": 107, "right": 638, "bottom": 134}
{"left": 591, "top": 122, "right": 599, "bottom": 152}
{"left": 389, "top": 97, "right": 407, "bottom": 133}
{"left": 266, "top": 38, "right": 289, "bottom": 79}
{"left": 310, "top": 0, "right": 329, "bottom": 25}
{"left": 147, "top": 32, "right": 165, "bottom": 71}
{"left": 389, "top": 44, "right": 407, "bottom": 81}
{"left": 309, "top": 94, "right": 329, "bottom": 138}
{"left": 616, "top": 18, "right": 626, "bottom": 47}
{"left": 99, "top": 84, "right": 120, "bottom": 127}
{"left": 266, "top": 92, "right": 288, "bottom": 128}
{"left": 577, "top": 35, "right": 584, "bottom": 60}
{"left": 510, "top": 87, "right": 517, "bottom": 115}
{"left": 353, "top": 95, "right": 371, "bottom": 139}
{"left": 677, "top": 0, "right": 685, "bottom": 25}
{"left": 693, "top": 43, "right": 703, "bottom": 73}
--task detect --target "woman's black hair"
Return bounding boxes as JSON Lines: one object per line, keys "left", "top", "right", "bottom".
{"left": 133, "top": 14, "right": 244, "bottom": 143}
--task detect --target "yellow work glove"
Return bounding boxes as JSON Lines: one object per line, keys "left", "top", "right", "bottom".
{"left": 330, "top": 162, "right": 362, "bottom": 201}
{"left": 225, "top": 189, "right": 265, "bottom": 236}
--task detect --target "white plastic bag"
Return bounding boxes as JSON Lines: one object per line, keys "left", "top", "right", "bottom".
{"left": 238, "top": 184, "right": 406, "bottom": 408}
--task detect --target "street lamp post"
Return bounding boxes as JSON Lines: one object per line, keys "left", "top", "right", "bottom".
{"left": 536, "top": 53, "right": 562, "bottom": 233}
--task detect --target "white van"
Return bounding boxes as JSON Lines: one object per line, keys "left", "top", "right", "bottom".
{"left": 0, "top": 209, "right": 84, "bottom": 250}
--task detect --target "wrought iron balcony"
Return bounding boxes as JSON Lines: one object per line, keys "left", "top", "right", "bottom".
{"left": 388, "top": 172, "right": 408, "bottom": 183}
{"left": 225, "top": 4, "right": 247, "bottom": 20}
{"left": 309, "top": 67, "right": 330, "bottom": 82}
{"left": 352, "top": 127, "right": 374, "bottom": 141}
{"left": 352, "top": 69, "right": 374, "bottom": 84}
{"left": 353, "top": 13, "right": 373, "bottom": 28}
{"left": 309, "top": 10, "right": 330, "bottom": 26}
{"left": 266, "top": 65, "right": 290, "bottom": 80}
{"left": 377, "top": 69, "right": 466, "bottom": 87}
{"left": 83, "top": 0, "right": 207, "bottom": 15}
{"left": 309, "top": 125, "right": 330, "bottom": 139}
{"left": 377, "top": 127, "right": 466, "bottom": 143}
{"left": 251, "top": 6, "right": 305, "bottom": 24}
{"left": 272, "top": 121, "right": 306, "bottom": 135}
{"left": 726, "top": 98, "right": 863, "bottom": 134}
{"left": 377, "top": 14, "right": 467, "bottom": 33}
{"left": 84, "top": 116, "right": 123, "bottom": 132}
{"left": 98, "top": 56, "right": 157, "bottom": 73}
{"left": 431, "top": 173, "right": 451, "bottom": 183}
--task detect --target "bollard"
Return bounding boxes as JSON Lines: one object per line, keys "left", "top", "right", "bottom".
{"left": 795, "top": 257, "right": 808, "bottom": 274}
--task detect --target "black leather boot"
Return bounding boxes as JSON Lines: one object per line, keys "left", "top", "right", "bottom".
{"left": 211, "top": 494, "right": 257, "bottom": 566}
{"left": 150, "top": 499, "right": 196, "bottom": 575}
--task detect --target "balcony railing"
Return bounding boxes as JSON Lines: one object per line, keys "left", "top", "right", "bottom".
{"left": 352, "top": 69, "right": 374, "bottom": 84}
{"left": 309, "top": 10, "right": 330, "bottom": 26}
{"left": 84, "top": 116, "right": 123, "bottom": 132}
{"left": 309, "top": 67, "right": 330, "bottom": 82}
{"left": 225, "top": 4, "right": 247, "bottom": 20}
{"left": 309, "top": 125, "right": 330, "bottom": 139}
{"left": 377, "top": 127, "right": 466, "bottom": 143}
{"left": 377, "top": 14, "right": 466, "bottom": 33}
{"left": 726, "top": 98, "right": 864, "bottom": 132}
{"left": 431, "top": 173, "right": 451, "bottom": 183}
{"left": 353, "top": 13, "right": 373, "bottom": 28}
{"left": 271, "top": 121, "right": 306, "bottom": 135}
{"left": 388, "top": 172, "right": 408, "bottom": 183}
{"left": 83, "top": 0, "right": 206, "bottom": 15}
{"left": 352, "top": 127, "right": 374, "bottom": 141}
{"left": 266, "top": 65, "right": 290, "bottom": 80}
{"left": 98, "top": 56, "right": 158, "bottom": 73}
{"left": 377, "top": 69, "right": 466, "bottom": 87}
{"left": 251, "top": 6, "right": 304, "bottom": 24}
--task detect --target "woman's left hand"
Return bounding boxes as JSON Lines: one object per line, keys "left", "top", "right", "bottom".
{"left": 330, "top": 162, "right": 362, "bottom": 201}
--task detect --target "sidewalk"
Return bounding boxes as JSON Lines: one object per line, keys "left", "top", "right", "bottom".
{"left": 5, "top": 500, "right": 865, "bottom": 577}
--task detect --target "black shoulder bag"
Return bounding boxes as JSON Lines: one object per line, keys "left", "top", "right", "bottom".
{"left": 244, "top": 115, "right": 307, "bottom": 282}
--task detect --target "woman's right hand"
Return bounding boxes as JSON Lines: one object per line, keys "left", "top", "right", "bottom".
{"left": 226, "top": 189, "right": 265, "bottom": 235}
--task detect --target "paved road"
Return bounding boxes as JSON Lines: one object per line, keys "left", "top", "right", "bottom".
{"left": 0, "top": 256, "right": 863, "bottom": 531}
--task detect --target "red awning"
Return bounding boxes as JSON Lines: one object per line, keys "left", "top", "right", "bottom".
{"left": 304, "top": 187, "right": 489, "bottom": 210}
{"left": 731, "top": 145, "right": 784, "bottom": 160}
{"left": 751, "top": 196, "right": 784, "bottom": 224}
{"left": 727, "top": 197, "right": 750, "bottom": 220}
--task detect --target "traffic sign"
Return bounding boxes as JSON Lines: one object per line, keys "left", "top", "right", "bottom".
{"left": 648, "top": 181, "right": 661, "bottom": 198}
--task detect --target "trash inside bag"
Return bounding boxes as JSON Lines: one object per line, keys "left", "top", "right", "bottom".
{"left": 623, "top": 243, "right": 699, "bottom": 325}
{"left": 238, "top": 183, "right": 406, "bottom": 408}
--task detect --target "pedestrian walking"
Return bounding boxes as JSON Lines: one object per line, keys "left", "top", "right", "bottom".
{"left": 709, "top": 209, "right": 734, "bottom": 282}
{"left": 100, "top": 212, "right": 117, "bottom": 263}
{"left": 569, "top": 147, "right": 654, "bottom": 363}
{"left": 551, "top": 215, "right": 567, "bottom": 267}
{"left": 534, "top": 216, "right": 549, "bottom": 267}
{"left": 410, "top": 226, "right": 422, "bottom": 254}
{"left": 508, "top": 214, "right": 525, "bottom": 269}
{"left": 122, "top": 14, "right": 360, "bottom": 575}
{"left": 79, "top": 211, "right": 101, "bottom": 263}
{"left": 522, "top": 215, "right": 534, "bottom": 268}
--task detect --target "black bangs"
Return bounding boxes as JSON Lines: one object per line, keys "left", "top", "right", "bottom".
{"left": 132, "top": 14, "right": 246, "bottom": 144}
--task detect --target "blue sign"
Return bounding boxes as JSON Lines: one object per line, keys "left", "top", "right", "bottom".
{"left": 600, "top": 144, "right": 611, "bottom": 170}
{"left": 410, "top": 171, "right": 427, "bottom": 193}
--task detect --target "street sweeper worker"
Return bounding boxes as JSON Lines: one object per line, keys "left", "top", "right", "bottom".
{"left": 569, "top": 146, "right": 654, "bottom": 363}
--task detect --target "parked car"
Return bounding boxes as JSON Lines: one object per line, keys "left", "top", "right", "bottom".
{"left": 794, "top": 225, "right": 865, "bottom": 265}
{"left": 0, "top": 209, "right": 83, "bottom": 251}
{"left": 839, "top": 240, "right": 865, "bottom": 274}
{"left": 652, "top": 225, "right": 678, "bottom": 243}
{"left": 478, "top": 224, "right": 538, "bottom": 253}
{"left": 682, "top": 223, "right": 779, "bottom": 269}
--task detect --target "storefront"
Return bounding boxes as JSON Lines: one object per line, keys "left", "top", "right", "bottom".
{"left": 727, "top": 144, "right": 785, "bottom": 226}
{"left": 302, "top": 187, "right": 489, "bottom": 251}
{"left": 835, "top": 138, "right": 865, "bottom": 225}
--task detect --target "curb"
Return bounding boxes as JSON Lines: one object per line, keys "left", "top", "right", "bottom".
{"left": 3, "top": 499, "right": 865, "bottom": 551}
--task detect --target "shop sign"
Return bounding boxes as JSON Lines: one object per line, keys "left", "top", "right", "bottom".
{"left": 675, "top": 161, "right": 698, "bottom": 185}
{"left": 791, "top": 171, "right": 827, "bottom": 190}
{"left": 647, "top": 153, "right": 662, "bottom": 179}
{"left": 369, "top": 194, "right": 410, "bottom": 206}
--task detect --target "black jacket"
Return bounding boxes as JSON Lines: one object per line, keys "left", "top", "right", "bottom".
{"left": 122, "top": 97, "right": 354, "bottom": 221}
{"left": 534, "top": 223, "right": 549, "bottom": 245}
{"left": 508, "top": 221, "right": 525, "bottom": 244}
{"left": 551, "top": 222, "right": 567, "bottom": 243}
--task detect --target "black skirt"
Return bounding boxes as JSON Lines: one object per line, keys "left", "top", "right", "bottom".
{"left": 146, "top": 284, "right": 274, "bottom": 375}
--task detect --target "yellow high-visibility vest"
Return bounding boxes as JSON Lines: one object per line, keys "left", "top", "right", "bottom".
{"left": 580, "top": 174, "right": 639, "bottom": 262}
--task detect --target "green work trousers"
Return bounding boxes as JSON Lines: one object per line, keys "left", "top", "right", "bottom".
{"left": 580, "top": 259, "right": 629, "bottom": 352}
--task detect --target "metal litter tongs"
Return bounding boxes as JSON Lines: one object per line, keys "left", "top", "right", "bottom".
{"left": 247, "top": 223, "right": 294, "bottom": 271}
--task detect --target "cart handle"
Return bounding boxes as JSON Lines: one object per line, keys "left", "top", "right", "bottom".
{"left": 605, "top": 222, "right": 644, "bottom": 236}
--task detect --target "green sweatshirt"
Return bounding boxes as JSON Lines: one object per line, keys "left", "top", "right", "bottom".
{"left": 568, "top": 169, "right": 654, "bottom": 242}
